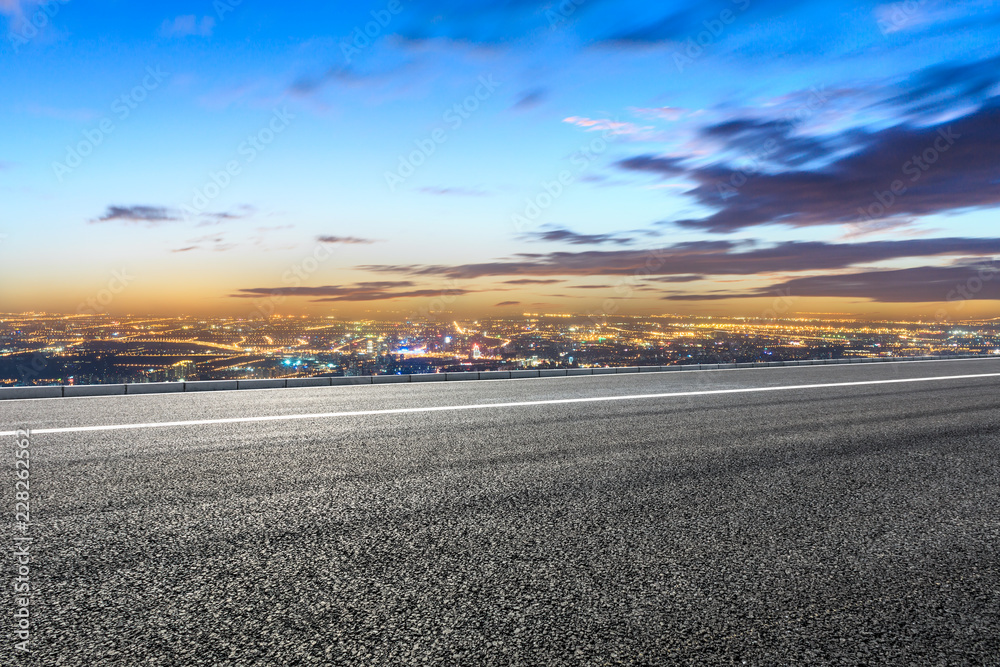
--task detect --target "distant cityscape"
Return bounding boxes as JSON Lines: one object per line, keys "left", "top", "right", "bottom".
{"left": 2, "top": 312, "right": 999, "bottom": 387}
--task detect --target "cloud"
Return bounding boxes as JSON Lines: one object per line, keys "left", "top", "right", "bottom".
{"left": 360, "top": 237, "right": 1000, "bottom": 280}
{"left": 503, "top": 279, "right": 565, "bottom": 285}
{"left": 874, "top": 0, "right": 1000, "bottom": 36}
{"left": 523, "top": 227, "right": 634, "bottom": 246}
{"left": 198, "top": 205, "right": 258, "bottom": 225}
{"left": 494, "top": 301, "right": 521, "bottom": 307}
{"left": 838, "top": 218, "right": 918, "bottom": 240}
{"left": 630, "top": 107, "right": 686, "bottom": 121}
{"left": 649, "top": 275, "right": 705, "bottom": 283}
{"left": 563, "top": 116, "right": 653, "bottom": 136}
{"left": 289, "top": 67, "right": 351, "bottom": 96}
{"left": 700, "top": 117, "right": 831, "bottom": 167}
{"left": 287, "top": 60, "right": 413, "bottom": 97}
{"left": 230, "top": 281, "right": 476, "bottom": 303}
{"left": 616, "top": 155, "right": 686, "bottom": 176}
{"left": 598, "top": 1, "right": 774, "bottom": 46}
{"left": 662, "top": 264, "right": 1000, "bottom": 303}
{"left": 316, "top": 236, "right": 379, "bottom": 245}
{"left": 171, "top": 233, "right": 239, "bottom": 253}
{"left": 160, "top": 15, "right": 215, "bottom": 38}
{"left": 418, "top": 186, "right": 488, "bottom": 196}
{"left": 23, "top": 104, "right": 102, "bottom": 123}
{"left": 0, "top": 0, "right": 33, "bottom": 16}
{"left": 611, "top": 56, "right": 1000, "bottom": 234}
{"left": 512, "top": 88, "right": 547, "bottom": 111}
{"left": 621, "top": 100, "right": 1000, "bottom": 234}
{"left": 91, "top": 206, "right": 179, "bottom": 225}
{"left": 885, "top": 54, "right": 1000, "bottom": 117}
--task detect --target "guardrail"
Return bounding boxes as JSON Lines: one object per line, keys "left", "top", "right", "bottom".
{"left": 0, "top": 354, "right": 994, "bottom": 400}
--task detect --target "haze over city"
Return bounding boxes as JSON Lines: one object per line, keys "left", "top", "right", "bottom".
{"left": 2, "top": 0, "right": 1000, "bottom": 321}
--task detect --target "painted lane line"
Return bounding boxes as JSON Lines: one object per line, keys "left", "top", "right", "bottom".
{"left": 3, "top": 371, "right": 999, "bottom": 437}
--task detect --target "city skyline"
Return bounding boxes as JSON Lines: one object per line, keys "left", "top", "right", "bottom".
{"left": 2, "top": 1, "right": 1000, "bottom": 319}
{"left": 4, "top": 311, "right": 998, "bottom": 387}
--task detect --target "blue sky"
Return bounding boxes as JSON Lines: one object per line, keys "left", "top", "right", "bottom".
{"left": 2, "top": 0, "right": 999, "bottom": 320}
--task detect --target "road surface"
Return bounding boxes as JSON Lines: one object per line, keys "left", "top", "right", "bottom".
{"left": 2, "top": 358, "right": 999, "bottom": 665}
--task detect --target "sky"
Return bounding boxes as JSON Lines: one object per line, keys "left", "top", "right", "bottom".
{"left": 1, "top": 0, "right": 999, "bottom": 321}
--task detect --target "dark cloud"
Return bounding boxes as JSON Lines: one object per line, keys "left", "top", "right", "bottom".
{"left": 351, "top": 0, "right": 786, "bottom": 49}
{"left": 199, "top": 205, "right": 257, "bottom": 224}
{"left": 316, "top": 236, "right": 379, "bottom": 245}
{"left": 622, "top": 101, "right": 1000, "bottom": 233}
{"left": 494, "top": 301, "right": 521, "bottom": 306}
{"left": 617, "top": 155, "right": 686, "bottom": 176}
{"left": 524, "top": 227, "right": 634, "bottom": 245}
{"left": 503, "top": 278, "right": 565, "bottom": 285}
{"left": 614, "top": 54, "right": 1000, "bottom": 234}
{"left": 649, "top": 275, "right": 705, "bottom": 283}
{"left": 360, "top": 237, "right": 1000, "bottom": 280}
{"left": 603, "top": 5, "right": 727, "bottom": 45}
{"left": 91, "top": 206, "right": 179, "bottom": 225}
{"left": 231, "top": 281, "right": 476, "bottom": 303}
{"left": 288, "top": 59, "right": 415, "bottom": 96}
{"left": 701, "top": 117, "right": 831, "bottom": 167}
{"left": 172, "top": 233, "right": 238, "bottom": 253}
{"left": 289, "top": 66, "right": 374, "bottom": 95}
{"left": 886, "top": 53, "right": 1000, "bottom": 116}
{"left": 512, "top": 88, "right": 547, "bottom": 110}
{"left": 599, "top": 0, "right": 800, "bottom": 46}
{"left": 662, "top": 264, "right": 1000, "bottom": 303}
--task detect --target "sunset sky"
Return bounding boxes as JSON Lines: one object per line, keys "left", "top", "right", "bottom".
{"left": 2, "top": 0, "right": 999, "bottom": 320}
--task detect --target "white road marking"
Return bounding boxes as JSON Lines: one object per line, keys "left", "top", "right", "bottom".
{"left": 2, "top": 371, "right": 999, "bottom": 437}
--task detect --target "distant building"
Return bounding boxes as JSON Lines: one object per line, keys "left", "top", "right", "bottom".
{"left": 167, "top": 360, "right": 196, "bottom": 381}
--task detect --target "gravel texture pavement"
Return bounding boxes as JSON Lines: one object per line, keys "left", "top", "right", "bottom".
{"left": 2, "top": 359, "right": 999, "bottom": 665}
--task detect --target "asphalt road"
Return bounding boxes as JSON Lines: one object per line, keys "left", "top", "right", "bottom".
{"left": 2, "top": 358, "right": 999, "bottom": 665}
